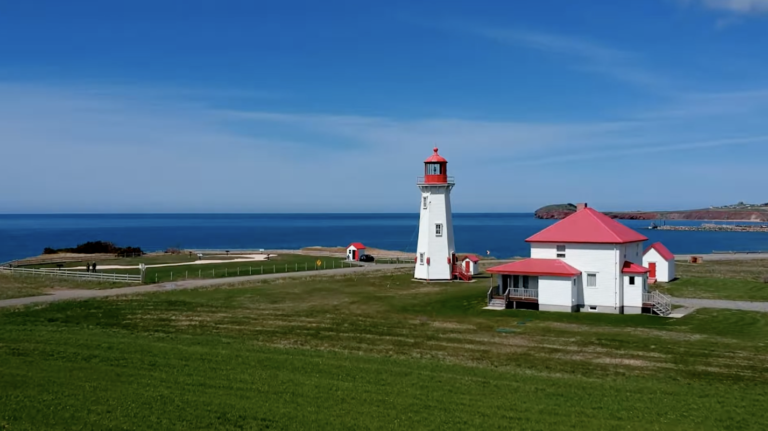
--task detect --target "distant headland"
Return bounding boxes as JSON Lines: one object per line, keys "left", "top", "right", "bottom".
{"left": 535, "top": 202, "right": 768, "bottom": 222}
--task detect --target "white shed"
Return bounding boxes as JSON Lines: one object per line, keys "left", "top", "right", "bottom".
{"left": 346, "top": 243, "right": 367, "bottom": 261}
{"left": 643, "top": 242, "right": 675, "bottom": 283}
{"left": 459, "top": 255, "right": 480, "bottom": 275}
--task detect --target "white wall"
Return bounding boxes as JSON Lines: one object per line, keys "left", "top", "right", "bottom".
{"left": 414, "top": 184, "right": 456, "bottom": 280}
{"left": 642, "top": 249, "right": 673, "bottom": 282}
{"left": 538, "top": 276, "right": 575, "bottom": 309}
{"left": 622, "top": 274, "right": 644, "bottom": 309}
{"left": 531, "top": 242, "right": 620, "bottom": 309}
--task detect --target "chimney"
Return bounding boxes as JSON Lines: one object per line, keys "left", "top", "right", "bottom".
{"left": 576, "top": 203, "right": 588, "bottom": 212}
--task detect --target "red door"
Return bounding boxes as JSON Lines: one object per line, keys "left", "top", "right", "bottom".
{"left": 648, "top": 262, "right": 657, "bottom": 278}
{"left": 464, "top": 261, "right": 470, "bottom": 273}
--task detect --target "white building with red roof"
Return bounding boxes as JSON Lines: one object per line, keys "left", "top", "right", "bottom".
{"left": 346, "top": 243, "right": 367, "bottom": 261}
{"left": 643, "top": 242, "right": 676, "bottom": 283}
{"left": 486, "top": 204, "right": 671, "bottom": 315}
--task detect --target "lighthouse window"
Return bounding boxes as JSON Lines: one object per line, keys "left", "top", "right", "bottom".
{"left": 419, "top": 253, "right": 425, "bottom": 265}
{"left": 423, "top": 196, "right": 428, "bottom": 209}
{"left": 426, "top": 163, "right": 442, "bottom": 175}
{"left": 435, "top": 223, "right": 443, "bottom": 237}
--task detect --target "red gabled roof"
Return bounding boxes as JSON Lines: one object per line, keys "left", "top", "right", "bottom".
{"left": 424, "top": 147, "right": 448, "bottom": 163}
{"left": 526, "top": 207, "right": 648, "bottom": 244}
{"left": 347, "top": 242, "right": 366, "bottom": 249}
{"left": 622, "top": 261, "right": 649, "bottom": 274}
{"left": 462, "top": 254, "right": 480, "bottom": 263}
{"left": 644, "top": 242, "right": 674, "bottom": 261}
{"left": 486, "top": 258, "right": 581, "bottom": 277}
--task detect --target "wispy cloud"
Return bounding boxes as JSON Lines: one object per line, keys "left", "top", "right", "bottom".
{"left": 464, "top": 26, "right": 667, "bottom": 91}
{"left": 509, "top": 135, "right": 768, "bottom": 165}
{"left": 685, "top": 0, "right": 768, "bottom": 13}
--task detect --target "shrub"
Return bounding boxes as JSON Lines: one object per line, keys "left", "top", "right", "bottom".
{"left": 43, "top": 247, "right": 57, "bottom": 255}
{"left": 762, "top": 275, "right": 768, "bottom": 284}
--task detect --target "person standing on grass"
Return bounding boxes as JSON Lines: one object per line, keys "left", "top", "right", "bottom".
{"left": 92, "top": 262, "right": 97, "bottom": 273}
{"left": 86, "top": 262, "right": 91, "bottom": 273}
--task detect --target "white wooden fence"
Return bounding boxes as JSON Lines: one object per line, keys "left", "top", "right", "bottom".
{"left": 0, "top": 266, "right": 142, "bottom": 283}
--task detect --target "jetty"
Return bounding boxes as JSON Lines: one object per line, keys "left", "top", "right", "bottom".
{"left": 648, "top": 223, "right": 768, "bottom": 233}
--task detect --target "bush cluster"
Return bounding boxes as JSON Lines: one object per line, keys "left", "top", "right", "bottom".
{"left": 42, "top": 241, "right": 144, "bottom": 257}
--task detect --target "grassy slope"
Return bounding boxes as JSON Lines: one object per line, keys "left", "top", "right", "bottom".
{"left": 2, "top": 272, "right": 768, "bottom": 430}
{"left": 659, "top": 260, "right": 768, "bottom": 301}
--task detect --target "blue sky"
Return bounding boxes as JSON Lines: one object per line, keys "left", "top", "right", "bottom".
{"left": 2, "top": 0, "right": 768, "bottom": 213}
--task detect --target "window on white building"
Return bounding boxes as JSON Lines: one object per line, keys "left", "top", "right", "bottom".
{"left": 629, "top": 276, "right": 635, "bottom": 285}
{"left": 556, "top": 245, "right": 566, "bottom": 258}
{"left": 587, "top": 273, "right": 597, "bottom": 288}
{"left": 419, "top": 253, "right": 425, "bottom": 265}
{"left": 435, "top": 223, "right": 443, "bottom": 237}
{"left": 423, "top": 196, "right": 428, "bottom": 209}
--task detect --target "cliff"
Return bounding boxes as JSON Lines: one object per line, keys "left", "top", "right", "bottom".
{"left": 534, "top": 204, "right": 768, "bottom": 222}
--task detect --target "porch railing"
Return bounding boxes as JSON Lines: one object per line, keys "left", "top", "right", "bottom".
{"left": 508, "top": 288, "right": 538, "bottom": 299}
{"left": 487, "top": 286, "right": 494, "bottom": 304}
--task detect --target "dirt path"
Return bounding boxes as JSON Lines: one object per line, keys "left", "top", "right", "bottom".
{"left": 0, "top": 264, "right": 411, "bottom": 309}
{"left": 670, "top": 297, "right": 768, "bottom": 312}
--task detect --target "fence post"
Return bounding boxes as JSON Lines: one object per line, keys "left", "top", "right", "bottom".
{"left": 226, "top": 268, "right": 228, "bottom": 277}
{"left": 199, "top": 269, "right": 201, "bottom": 278}
{"left": 305, "top": 263, "right": 307, "bottom": 271}
{"left": 155, "top": 273, "right": 158, "bottom": 283}
{"left": 238, "top": 267, "right": 240, "bottom": 276}
{"left": 250, "top": 266, "right": 252, "bottom": 275}
{"left": 295, "top": 263, "right": 298, "bottom": 271}
{"left": 171, "top": 272, "right": 173, "bottom": 281}
{"left": 285, "top": 264, "right": 287, "bottom": 272}
{"left": 261, "top": 266, "right": 263, "bottom": 274}
{"left": 186, "top": 271, "right": 188, "bottom": 280}
{"left": 273, "top": 265, "right": 276, "bottom": 273}
{"left": 213, "top": 269, "right": 215, "bottom": 277}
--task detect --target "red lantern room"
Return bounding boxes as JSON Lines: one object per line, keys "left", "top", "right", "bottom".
{"left": 421, "top": 147, "right": 451, "bottom": 184}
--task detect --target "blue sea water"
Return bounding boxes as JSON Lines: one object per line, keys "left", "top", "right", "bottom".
{"left": 0, "top": 213, "right": 767, "bottom": 263}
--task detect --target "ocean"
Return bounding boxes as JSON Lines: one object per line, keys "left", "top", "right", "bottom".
{"left": 0, "top": 213, "right": 766, "bottom": 263}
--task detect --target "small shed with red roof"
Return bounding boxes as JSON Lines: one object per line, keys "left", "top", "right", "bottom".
{"left": 459, "top": 254, "right": 481, "bottom": 276}
{"left": 485, "top": 204, "right": 668, "bottom": 315}
{"left": 643, "top": 242, "right": 676, "bottom": 283}
{"left": 346, "top": 243, "right": 367, "bottom": 261}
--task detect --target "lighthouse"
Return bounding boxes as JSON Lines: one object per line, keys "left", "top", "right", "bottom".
{"left": 414, "top": 148, "right": 456, "bottom": 281}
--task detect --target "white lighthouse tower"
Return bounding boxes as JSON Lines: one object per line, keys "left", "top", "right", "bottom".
{"left": 415, "top": 148, "right": 457, "bottom": 281}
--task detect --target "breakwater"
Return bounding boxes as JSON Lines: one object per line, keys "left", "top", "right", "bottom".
{"left": 650, "top": 224, "right": 768, "bottom": 233}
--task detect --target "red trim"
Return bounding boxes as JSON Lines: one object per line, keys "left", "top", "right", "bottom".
{"left": 426, "top": 257, "right": 431, "bottom": 265}
{"left": 644, "top": 242, "right": 674, "bottom": 261}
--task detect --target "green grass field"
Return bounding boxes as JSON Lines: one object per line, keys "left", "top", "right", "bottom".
{"left": 30, "top": 253, "right": 348, "bottom": 284}
{"left": 0, "top": 272, "right": 131, "bottom": 300}
{"left": 1, "top": 271, "right": 768, "bottom": 429}
{"left": 658, "top": 259, "right": 768, "bottom": 301}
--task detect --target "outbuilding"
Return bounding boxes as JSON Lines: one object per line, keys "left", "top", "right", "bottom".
{"left": 643, "top": 242, "right": 676, "bottom": 283}
{"left": 346, "top": 243, "right": 367, "bottom": 261}
{"left": 459, "top": 255, "right": 481, "bottom": 276}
